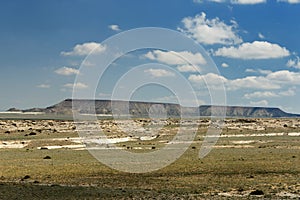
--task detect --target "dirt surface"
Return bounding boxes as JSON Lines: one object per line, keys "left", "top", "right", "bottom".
{"left": 0, "top": 118, "right": 300, "bottom": 199}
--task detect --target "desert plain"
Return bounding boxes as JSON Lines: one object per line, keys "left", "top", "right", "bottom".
{"left": 0, "top": 117, "right": 299, "bottom": 199}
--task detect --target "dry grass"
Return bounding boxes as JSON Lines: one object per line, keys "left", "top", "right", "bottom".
{"left": 0, "top": 119, "right": 300, "bottom": 199}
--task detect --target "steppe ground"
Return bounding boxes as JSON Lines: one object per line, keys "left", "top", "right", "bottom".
{"left": 0, "top": 118, "right": 300, "bottom": 199}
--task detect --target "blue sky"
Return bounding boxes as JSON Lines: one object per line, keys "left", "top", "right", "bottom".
{"left": 1, "top": 0, "right": 300, "bottom": 113}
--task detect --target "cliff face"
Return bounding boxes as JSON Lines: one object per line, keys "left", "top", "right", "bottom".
{"left": 199, "top": 105, "right": 298, "bottom": 118}
{"left": 18, "top": 99, "right": 300, "bottom": 118}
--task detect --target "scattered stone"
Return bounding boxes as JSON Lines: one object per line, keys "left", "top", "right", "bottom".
{"left": 33, "top": 180, "right": 40, "bottom": 184}
{"left": 23, "top": 175, "right": 31, "bottom": 180}
{"left": 192, "top": 146, "right": 196, "bottom": 149}
{"left": 48, "top": 122, "right": 54, "bottom": 126}
{"left": 40, "top": 147, "right": 48, "bottom": 150}
{"left": 151, "top": 146, "right": 156, "bottom": 149}
{"left": 249, "top": 189, "right": 264, "bottom": 195}
{"left": 29, "top": 132, "right": 36, "bottom": 136}
{"left": 43, "top": 156, "right": 51, "bottom": 159}
{"left": 4, "top": 131, "right": 10, "bottom": 134}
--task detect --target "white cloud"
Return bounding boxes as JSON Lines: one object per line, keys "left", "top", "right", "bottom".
{"left": 279, "top": 88, "right": 296, "bottom": 96}
{"left": 61, "top": 42, "right": 106, "bottom": 56}
{"left": 178, "top": 12, "right": 242, "bottom": 45}
{"left": 177, "top": 64, "right": 200, "bottom": 72}
{"left": 244, "top": 91, "right": 278, "bottom": 99}
{"left": 188, "top": 73, "right": 228, "bottom": 85}
{"left": 277, "top": 0, "right": 300, "bottom": 3}
{"left": 144, "top": 50, "right": 206, "bottom": 65}
{"left": 193, "top": 0, "right": 203, "bottom": 3}
{"left": 244, "top": 88, "right": 296, "bottom": 99}
{"left": 108, "top": 24, "right": 121, "bottom": 31}
{"left": 266, "top": 70, "right": 300, "bottom": 84}
{"left": 193, "top": 0, "right": 226, "bottom": 2}
{"left": 144, "top": 69, "right": 175, "bottom": 77}
{"left": 64, "top": 82, "right": 88, "bottom": 89}
{"left": 221, "top": 63, "right": 229, "bottom": 68}
{"left": 245, "top": 68, "right": 272, "bottom": 75}
{"left": 37, "top": 84, "right": 50, "bottom": 89}
{"left": 250, "top": 100, "right": 268, "bottom": 106}
{"left": 195, "top": 0, "right": 300, "bottom": 3}
{"left": 55, "top": 67, "right": 79, "bottom": 76}
{"left": 215, "top": 41, "right": 290, "bottom": 59}
{"left": 286, "top": 57, "right": 300, "bottom": 69}
{"left": 229, "top": 76, "right": 280, "bottom": 90}
{"left": 258, "top": 33, "right": 265, "bottom": 39}
{"left": 231, "top": 0, "right": 266, "bottom": 4}
{"left": 189, "top": 70, "right": 300, "bottom": 92}
{"left": 189, "top": 73, "right": 280, "bottom": 90}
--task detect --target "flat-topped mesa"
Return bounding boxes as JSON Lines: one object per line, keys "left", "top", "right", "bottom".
{"left": 8, "top": 99, "right": 300, "bottom": 118}
{"left": 199, "top": 105, "right": 299, "bottom": 118}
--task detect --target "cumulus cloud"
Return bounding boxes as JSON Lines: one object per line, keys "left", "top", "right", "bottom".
{"left": 244, "top": 91, "right": 278, "bottom": 99}
{"left": 250, "top": 100, "right": 268, "bottom": 106}
{"left": 55, "top": 67, "right": 79, "bottom": 76}
{"left": 195, "top": 0, "right": 299, "bottom": 3}
{"left": 214, "top": 41, "right": 290, "bottom": 59}
{"left": 277, "top": 0, "right": 300, "bottom": 3}
{"left": 279, "top": 88, "right": 296, "bottom": 96}
{"left": 178, "top": 12, "right": 242, "bottom": 45}
{"left": 258, "top": 33, "right": 265, "bottom": 39}
{"left": 61, "top": 42, "right": 106, "bottom": 56}
{"left": 231, "top": 0, "right": 266, "bottom": 4}
{"left": 144, "top": 50, "right": 206, "bottom": 65}
{"left": 189, "top": 69, "right": 300, "bottom": 92}
{"left": 177, "top": 64, "right": 200, "bottom": 72}
{"left": 229, "top": 76, "right": 280, "bottom": 90}
{"left": 37, "top": 84, "right": 50, "bottom": 88}
{"left": 108, "top": 24, "right": 121, "bottom": 31}
{"left": 266, "top": 70, "right": 300, "bottom": 84}
{"left": 189, "top": 73, "right": 279, "bottom": 90}
{"left": 188, "top": 73, "right": 228, "bottom": 86}
{"left": 221, "top": 63, "right": 229, "bottom": 68}
{"left": 245, "top": 68, "right": 272, "bottom": 75}
{"left": 144, "top": 69, "right": 175, "bottom": 77}
{"left": 64, "top": 82, "right": 88, "bottom": 89}
{"left": 286, "top": 57, "right": 300, "bottom": 69}
{"left": 244, "top": 88, "right": 295, "bottom": 99}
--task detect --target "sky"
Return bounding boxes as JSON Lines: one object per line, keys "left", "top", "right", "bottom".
{"left": 1, "top": 0, "right": 300, "bottom": 113}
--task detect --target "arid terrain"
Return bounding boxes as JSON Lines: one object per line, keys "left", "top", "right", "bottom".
{"left": 0, "top": 118, "right": 300, "bottom": 199}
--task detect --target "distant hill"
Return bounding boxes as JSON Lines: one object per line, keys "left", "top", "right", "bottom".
{"left": 9, "top": 99, "right": 300, "bottom": 118}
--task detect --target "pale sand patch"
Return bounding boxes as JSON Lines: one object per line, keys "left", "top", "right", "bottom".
{"left": 277, "top": 191, "right": 300, "bottom": 198}
{"left": 52, "top": 137, "right": 136, "bottom": 144}
{"left": 37, "top": 145, "right": 85, "bottom": 150}
{"left": 0, "top": 140, "right": 29, "bottom": 149}
{"left": 213, "top": 145, "right": 255, "bottom": 148}
{"left": 205, "top": 132, "right": 300, "bottom": 138}
{"left": 139, "top": 135, "right": 158, "bottom": 141}
{"left": 231, "top": 140, "right": 256, "bottom": 144}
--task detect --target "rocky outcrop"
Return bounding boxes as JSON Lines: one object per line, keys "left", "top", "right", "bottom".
{"left": 7, "top": 99, "right": 300, "bottom": 118}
